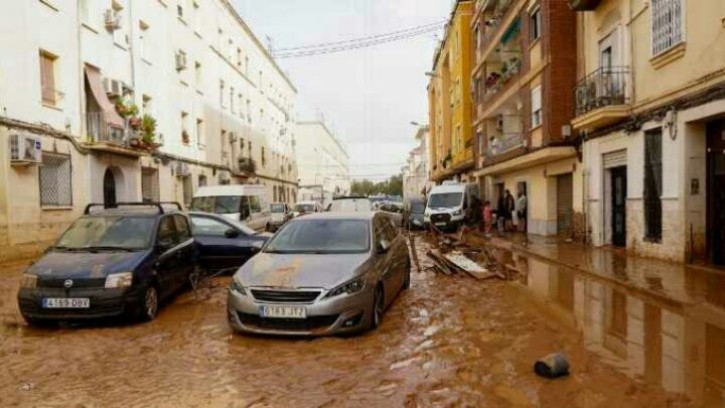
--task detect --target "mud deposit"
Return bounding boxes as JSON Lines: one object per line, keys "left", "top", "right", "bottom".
{"left": 0, "top": 238, "right": 696, "bottom": 407}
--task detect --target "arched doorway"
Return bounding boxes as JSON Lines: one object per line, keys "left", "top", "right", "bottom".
{"left": 103, "top": 168, "right": 116, "bottom": 207}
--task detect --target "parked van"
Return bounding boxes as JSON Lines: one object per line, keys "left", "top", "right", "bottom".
{"left": 424, "top": 182, "right": 479, "bottom": 231}
{"left": 190, "top": 185, "right": 271, "bottom": 232}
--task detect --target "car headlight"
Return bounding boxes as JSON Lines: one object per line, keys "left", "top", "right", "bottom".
{"left": 453, "top": 209, "right": 462, "bottom": 216}
{"left": 20, "top": 274, "right": 37, "bottom": 289}
{"left": 105, "top": 272, "right": 133, "bottom": 289}
{"left": 325, "top": 277, "right": 365, "bottom": 298}
{"left": 230, "top": 279, "right": 247, "bottom": 295}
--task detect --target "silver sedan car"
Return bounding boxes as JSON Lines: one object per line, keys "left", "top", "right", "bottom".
{"left": 227, "top": 212, "right": 410, "bottom": 336}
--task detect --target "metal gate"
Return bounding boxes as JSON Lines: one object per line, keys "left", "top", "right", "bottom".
{"left": 557, "top": 174, "right": 573, "bottom": 235}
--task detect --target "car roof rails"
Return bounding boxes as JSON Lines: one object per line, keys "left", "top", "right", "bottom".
{"left": 84, "top": 202, "right": 184, "bottom": 215}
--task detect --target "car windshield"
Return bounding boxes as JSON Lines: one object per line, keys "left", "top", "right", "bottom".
{"left": 330, "top": 199, "right": 372, "bottom": 213}
{"left": 264, "top": 219, "right": 370, "bottom": 254}
{"left": 295, "top": 204, "right": 315, "bottom": 212}
{"left": 270, "top": 204, "right": 285, "bottom": 213}
{"left": 55, "top": 216, "right": 155, "bottom": 250}
{"left": 214, "top": 196, "right": 241, "bottom": 214}
{"left": 411, "top": 202, "right": 426, "bottom": 213}
{"left": 428, "top": 193, "right": 462, "bottom": 209}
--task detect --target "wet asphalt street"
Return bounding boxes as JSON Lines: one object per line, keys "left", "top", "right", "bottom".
{"left": 0, "top": 235, "right": 702, "bottom": 407}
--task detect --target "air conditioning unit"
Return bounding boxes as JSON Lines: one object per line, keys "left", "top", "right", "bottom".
{"left": 104, "top": 9, "right": 121, "bottom": 31}
{"left": 103, "top": 78, "right": 123, "bottom": 96}
{"left": 175, "top": 51, "right": 188, "bottom": 71}
{"left": 9, "top": 134, "right": 42, "bottom": 165}
{"left": 174, "top": 162, "right": 190, "bottom": 177}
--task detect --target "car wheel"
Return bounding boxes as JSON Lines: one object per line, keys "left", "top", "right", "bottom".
{"left": 139, "top": 285, "right": 159, "bottom": 321}
{"left": 370, "top": 285, "right": 384, "bottom": 330}
{"left": 402, "top": 259, "right": 411, "bottom": 290}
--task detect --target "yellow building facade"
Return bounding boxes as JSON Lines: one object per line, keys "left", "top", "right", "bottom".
{"left": 428, "top": 0, "right": 474, "bottom": 183}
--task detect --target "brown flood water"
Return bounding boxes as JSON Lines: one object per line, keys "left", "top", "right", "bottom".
{"left": 0, "top": 236, "right": 719, "bottom": 407}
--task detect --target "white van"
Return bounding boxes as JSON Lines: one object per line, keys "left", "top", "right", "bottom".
{"left": 424, "top": 182, "right": 479, "bottom": 231}
{"left": 190, "top": 185, "right": 271, "bottom": 232}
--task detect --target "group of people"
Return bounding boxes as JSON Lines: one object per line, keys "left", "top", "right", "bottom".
{"left": 469, "top": 189, "right": 527, "bottom": 236}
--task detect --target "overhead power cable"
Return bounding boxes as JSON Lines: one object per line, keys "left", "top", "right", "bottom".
{"left": 274, "top": 21, "right": 445, "bottom": 52}
{"left": 273, "top": 22, "right": 445, "bottom": 59}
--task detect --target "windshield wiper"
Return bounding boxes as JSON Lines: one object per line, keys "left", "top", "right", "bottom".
{"left": 53, "top": 246, "right": 86, "bottom": 252}
{"left": 83, "top": 246, "right": 139, "bottom": 252}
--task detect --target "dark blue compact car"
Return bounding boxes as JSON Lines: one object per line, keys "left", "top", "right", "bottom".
{"left": 188, "top": 211, "right": 270, "bottom": 274}
{"left": 17, "top": 202, "right": 195, "bottom": 325}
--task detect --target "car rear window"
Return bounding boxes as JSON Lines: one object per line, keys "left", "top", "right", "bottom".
{"left": 56, "top": 216, "right": 155, "bottom": 250}
{"left": 330, "top": 199, "right": 372, "bottom": 213}
{"left": 271, "top": 204, "right": 285, "bottom": 212}
{"left": 264, "top": 219, "right": 370, "bottom": 254}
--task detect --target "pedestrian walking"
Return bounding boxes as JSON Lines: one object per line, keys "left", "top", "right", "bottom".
{"left": 516, "top": 190, "right": 528, "bottom": 232}
{"left": 483, "top": 200, "right": 493, "bottom": 236}
{"left": 504, "top": 190, "right": 515, "bottom": 231}
{"left": 497, "top": 194, "right": 506, "bottom": 234}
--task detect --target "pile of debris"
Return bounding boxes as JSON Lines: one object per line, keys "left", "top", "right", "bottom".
{"left": 426, "top": 249, "right": 505, "bottom": 280}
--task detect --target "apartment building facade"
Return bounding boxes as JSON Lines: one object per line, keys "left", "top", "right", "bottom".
{"left": 428, "top": 0, "right": 475, "bottom": 184}
{"left": 295, "top": 121, "right": 350, "bottom": 206}
{"left": 0, "top": 0, "right": 298, "bottom": 262}
{"left": 571, "top": 0, "right": 725, "bottom": 264}
{"left": 470, "top": 0, "right": 581, "bottom": 237}
{"left": 403, "top": 126, "right": 430, "bottom": 199}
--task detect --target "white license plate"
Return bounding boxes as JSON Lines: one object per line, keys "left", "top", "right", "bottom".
{"left": 259, "top": 305, "right": 306, "bottom": 319}
{"left": 42, "top": 298, "right": 90, "bottom": 309}
{"left": 435, "top": 222, "right": 446, "bottom": 227}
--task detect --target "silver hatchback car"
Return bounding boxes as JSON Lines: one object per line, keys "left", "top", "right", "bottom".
{"left": 227, "top": 212, "right": 410, "bottom": 336}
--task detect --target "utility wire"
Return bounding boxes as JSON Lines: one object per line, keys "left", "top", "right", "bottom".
{"left": 274, "top": 21, "right": 446, "bottom": 52}
{"left": 274, "top": 24, "right": 444, "bottom": 59}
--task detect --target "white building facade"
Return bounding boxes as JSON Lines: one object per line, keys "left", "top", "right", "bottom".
{"left": 295, "top": 121, "right": 350, "bottom": 206}
{"left": 0, "top": 0, "right": 298, "bottom": 262}
{"left": 403, "top": 126, "right": 430, "bottom": 199}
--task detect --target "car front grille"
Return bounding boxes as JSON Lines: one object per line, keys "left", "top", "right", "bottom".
{"left": 430, "top": 213, "right": 452, "bottom": 223}
{"left": 38, "top": 278, "right": 107, "bottom": 289}
{"left": 237, "top": 313, "right": 339, "bottom": 332}
{"left": 250, "top": 289, "right": 321, "bottom": 303}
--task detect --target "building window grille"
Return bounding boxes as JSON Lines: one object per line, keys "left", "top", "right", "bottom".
{"left": 40, "top": 154, "right": 72, "bottom": 206}
{"left": 644, "top": 128, "right": 663, "bottom": 242}
{"left": 141, "top": 167, "right": 160, "bottom": 203}
{"left": 651, "top": 0, "right": 683, "bottom": 56}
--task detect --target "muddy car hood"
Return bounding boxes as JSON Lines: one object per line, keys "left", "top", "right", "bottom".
{"left": 238, "top": 252, "right": 371, "bottom": 289}
{"left": 28, "top": 250, "right": 148, "bottom": 278}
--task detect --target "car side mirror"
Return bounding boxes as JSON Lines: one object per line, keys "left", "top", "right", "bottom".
{"left": 377, "top": 239, "right": 391, "bottom": 254}
{"left": 224, "top": 228, "right": 240, "bottom": 238}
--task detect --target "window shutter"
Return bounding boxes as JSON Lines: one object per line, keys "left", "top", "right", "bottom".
{"left": 40, "top": 53, "right": 55, "bottom": 105}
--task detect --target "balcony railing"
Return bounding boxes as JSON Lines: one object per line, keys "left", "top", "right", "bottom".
{"left": 85, "top": 112, "right": 129, "bottom": 144}
{"left": 483, "top": 56, "right": 522, "bottom": 102}
{"left": 487, "top": 132, "right": 525, "bottom": 157}
{"left": 574, "top": 66, "right": 630, "bottom": 117}
{"left": 481, "top": 0, "right": 516, "bottom": 45}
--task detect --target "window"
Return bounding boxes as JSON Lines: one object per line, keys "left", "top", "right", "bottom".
{"left": 230, "top": 86, "right": 235, "bottom": 113}
{"left": 217, "top": 28, "right": 224, "bottom": 53}
{"left": 39, "top": 50, "right": 58, "bottom": 106}
{"left": 139, "top": 21, "right": 150, "bottom": 62}
{"left": 195, "top": 61, "right": 202, "bottom": 88}
{"left": 238, "top": 94, "right": 243, "bottom": 118}
{"left": 474, "top": 26, "right": 480, "bottom": 52}
{"left": 651, "top": 0, "right": 683, "bottom": 56}
{"left": 531, "top": 85, "right": 542, "bottom": 128}
{"left": 219, "top": 80, "right": 225, "bottom": 107}
{"left": 237, "top": 47, "right": 242, "bottom": 67}
{"left": 246, "top": 99, "right": 251, "bottom": 123}
{"left": 182, "top": 176, "right": 193, "bottom": 208}
{"left": 191, "top": 216, "right": 234, "bottom": 236}
{"left": 111, "top": 1, "right": 125, "bottom": 46}
{"left": 40, "top": 154, "right": 72, "bottom": 207}
{"left": 173, "top": 215, "right": 191, "bottom": 242}
{"left": 261, "top": 146, "right": 266, "bottom": 166}
{"left": 177, "top": 3, "right": 184, "bottom": 19}
{"left": 530, "top": 6, "right": 541, "bottom": 42}
{"left": 196, "top": 118, "right": 204, "bottom": 147}
{"left": 644, "top": 128, "right": 663, "bottom": 241}
{"left": 141, "top": 167, "right": 159, "bottom": 203}
{"left": 142, "top": 94, "right": 152, "bottom": 114}
{"left": 249, "top": 196, "right": 262, "bottom": 213}
{"left": 198, "top": 174, "right": 207, "bottom": 187}
{"left": 157, "top": 216, "right": 177, "bottom": 247}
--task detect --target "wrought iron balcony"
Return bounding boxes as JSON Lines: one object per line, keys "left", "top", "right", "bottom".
{"left": 237, "top": 157, "right": 257, "bottom": 174}
{"left": 574, "top": 66, "right": 630, "bottom": 117}
{"left": 568, "top": 0, "right": 602, "bottom": 11}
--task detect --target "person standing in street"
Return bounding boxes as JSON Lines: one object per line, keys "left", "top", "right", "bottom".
{"left": 483, "top": 200, "right": 493, "bottom": 236}
{"left": 516, "top": 190, "right": 527, "bottom": 232}
{"left": 504, "top": 190, "right": 515, "bottom": 231}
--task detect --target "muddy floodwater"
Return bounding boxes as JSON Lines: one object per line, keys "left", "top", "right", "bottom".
{"left": 0, "top": 235, "right": 721, "bottom": 407}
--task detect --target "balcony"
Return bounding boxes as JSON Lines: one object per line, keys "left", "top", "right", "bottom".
{"left": 568, "top": 0, "right": 603, "bottom": 11}
{"left": 84, "top": 113, "right": 157, "bottom": 157}
{"left": 483, "top": 54, "right": 522, "bottom": 103}
{"left": 572, "top": 66, "right": 631, "bottom": 131}
{"left": 235, "top": 157, "right": 257, "bottom": 176}
{"left": 487, "top": 132, "right": 525, "bottom": 158}
{"left": 480, "top": 0, "right": 516, "bottom": 45}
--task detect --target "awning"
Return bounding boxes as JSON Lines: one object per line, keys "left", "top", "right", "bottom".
{"left": 84, "top": 65, "right": 124, "bottom": 129}
{"left": 501, "top": 18, "right": 521, "bottom": 44}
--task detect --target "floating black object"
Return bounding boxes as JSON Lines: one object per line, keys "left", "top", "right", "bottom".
{"left": 534, "top": 352, "right": 570, "bottom": 378}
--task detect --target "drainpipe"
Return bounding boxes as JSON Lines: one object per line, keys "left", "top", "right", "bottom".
{"left": 76, "top": 0, "right": 84, "bottom": 138}
{"left": 128, "top": 1, "right": 137, "bottom": 99}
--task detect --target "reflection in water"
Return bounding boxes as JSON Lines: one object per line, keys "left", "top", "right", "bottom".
{"left": 522, "top": 258, "right": 725, "bottom": 406}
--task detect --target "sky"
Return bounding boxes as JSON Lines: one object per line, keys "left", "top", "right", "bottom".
{"left": 232, "top": 0, "right": 453, "bottom": 180}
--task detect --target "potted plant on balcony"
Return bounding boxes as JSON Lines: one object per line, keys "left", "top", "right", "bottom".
{"left": 139, "top": 114, "right": 159, "bottom": 150}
